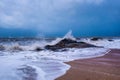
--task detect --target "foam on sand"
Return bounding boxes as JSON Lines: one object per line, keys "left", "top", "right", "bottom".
{"left": 0, "top": 47, "right": 109, "bottom": 80}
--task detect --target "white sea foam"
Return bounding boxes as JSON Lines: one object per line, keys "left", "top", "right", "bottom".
{"left": 0, "top": 40, "right": 48, "bottom": 51}
{"left": 82, "top": 38, "right": 120, "bottom": 49}
{"left": 0, "top": 48, "right": 109, "bottom": 80}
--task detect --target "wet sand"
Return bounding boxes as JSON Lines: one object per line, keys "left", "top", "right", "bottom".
{"left": 56, "top": 49, "right": 120, "bottom": 80}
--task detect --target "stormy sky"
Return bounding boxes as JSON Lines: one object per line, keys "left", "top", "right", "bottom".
{"left": 0, "top": 0, "right": 120, "bottom": 37}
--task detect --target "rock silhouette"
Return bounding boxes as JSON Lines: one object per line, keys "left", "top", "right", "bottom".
{"left": 45, "top": 38, "right": 96, "bottom": 51}
{"left": 91, "top": 37, "right": 103, "bottom": 41}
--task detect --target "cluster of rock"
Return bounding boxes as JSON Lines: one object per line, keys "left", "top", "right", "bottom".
{"left": 90, "top": 37, "right": 114, "bottom": 42}
{"left": 1, "top": 30, "right": 110, "bottom": 52}
{"left": 45, "top": 38, "right": 96, "bottom": 51}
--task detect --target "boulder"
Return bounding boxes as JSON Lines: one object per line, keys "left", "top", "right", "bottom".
{"left": 34, "top": 47, "right": 43, "bottom": 51}
{"left": 91, "top": 37, "right": 103, "bottom": 41}
{"left": 45, "top": 38, "right": 96, "bottom": 51}
{"left": 108, "top": 39, "right": 113, "bottom": 42}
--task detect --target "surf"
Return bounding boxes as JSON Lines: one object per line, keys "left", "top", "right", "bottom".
{"left": 0, "top": 31, "right": 119, "bottom": 80}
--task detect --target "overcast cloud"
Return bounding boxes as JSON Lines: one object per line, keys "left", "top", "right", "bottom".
{"left": 0, "top": 0, "right": 120, "bottom": 37}
{"left": 0, "top": 0, "right": 104, "bottom": 28}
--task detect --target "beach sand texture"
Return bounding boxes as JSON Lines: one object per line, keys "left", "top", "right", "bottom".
{"left": 56, "top": 49, "right": 120, "bottom": 80}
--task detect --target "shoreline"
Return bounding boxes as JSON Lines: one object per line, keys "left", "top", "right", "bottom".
{"left": 56, "top": 49, "right": 120, "bottom": 80}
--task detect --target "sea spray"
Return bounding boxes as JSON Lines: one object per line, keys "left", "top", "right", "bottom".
{"left": 48, "top": 30, "right": 76, "bottom": 46}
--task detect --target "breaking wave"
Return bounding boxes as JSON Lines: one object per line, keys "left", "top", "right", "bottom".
{"left": 0, "top": 30, "right": 77, "bottom": 52}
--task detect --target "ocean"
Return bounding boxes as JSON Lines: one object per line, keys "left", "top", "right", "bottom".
{"left": 0, "top": 32, "right": 120, "bottom": 80}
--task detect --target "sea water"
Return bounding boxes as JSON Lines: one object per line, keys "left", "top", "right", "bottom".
{"left": 0, "top": 32, "right": 120, "bottom": 80}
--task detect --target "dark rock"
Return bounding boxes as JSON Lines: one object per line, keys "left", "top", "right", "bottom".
{"left": 45, "top": 38, "right": 97, "bottom": 51}
{"left": 108, "top": 39, "right": 113, "bottom": 41}
{"left": 91, "top": 37, "right": 103, "bottom": 41}
{"left": 34, "top": 47, "right": 43, "bottom": 51}
{"left": 59, "top": 39, "right": 77, "bottom": 43}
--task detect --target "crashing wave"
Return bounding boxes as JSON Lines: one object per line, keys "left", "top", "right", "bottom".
{"left": 9, "top": 43, "right": 23, "bottom": 51}
{"left": 49, "top": 30, "right": 76, "bottom": 46}
{"left": 63, "top": 30, "right": 76, "bottom": 41}
{"left": 0, "top": 40, "right": 48, "bottom": 52}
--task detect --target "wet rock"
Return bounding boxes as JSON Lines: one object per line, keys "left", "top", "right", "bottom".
{"left": 91, "top": 37, "right": 103, "bottom": 41}
{"left": 34, "top": 47, "right": 43, "bottom": 51}
{"left": 45, "top": 39, "right": 96, "bottom": 51}
{"left": 108, "top": 39, "right": 113, "bottom": 41}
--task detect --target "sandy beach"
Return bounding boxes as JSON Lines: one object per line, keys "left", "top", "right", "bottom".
{"left": 56, "top": 49, "right": 120, "bottom": 80}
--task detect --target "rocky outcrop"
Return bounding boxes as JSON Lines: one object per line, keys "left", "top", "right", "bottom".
{"left": 45, "top": 39, "right": 96, "bottom": 51}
